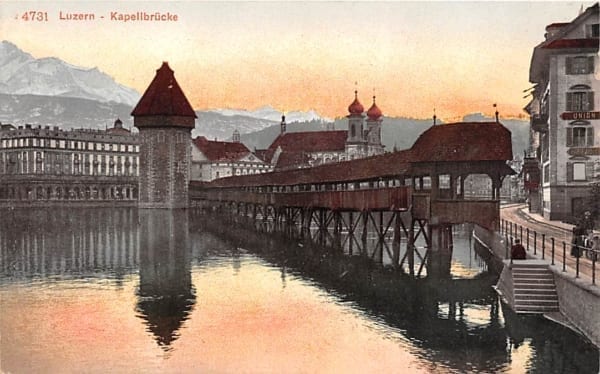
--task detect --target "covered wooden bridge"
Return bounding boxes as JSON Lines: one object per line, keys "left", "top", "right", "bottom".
{"left": 190, "top": 121, "right": 514, "bottom": 276}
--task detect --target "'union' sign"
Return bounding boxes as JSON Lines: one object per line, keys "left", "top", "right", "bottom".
{"left": 561, "top": 111, "right": 600, "bottom": 120}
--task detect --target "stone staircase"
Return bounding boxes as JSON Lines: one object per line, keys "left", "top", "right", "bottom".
{"left": 496, "top": 260, "right": 559, "bottom": 314}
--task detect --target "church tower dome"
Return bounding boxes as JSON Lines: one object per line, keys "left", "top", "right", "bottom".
{"left": 367, "top": 96, "right": 382, "bottom": 120}
{"left": 348, "top": 90, "right": 364, "bottom": 115}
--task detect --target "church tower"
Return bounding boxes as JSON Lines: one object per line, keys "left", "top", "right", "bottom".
{"left": 366, "top": 96, "right": 384, "bottom": 156}
{"left": 280, "top": 114, "right": 287, "bottom": 134}
{"left": 132, "top": 62, "right": 197, "bottom": 209}
{"left": 345, "top": 90, "right": 366, "bottom": 159}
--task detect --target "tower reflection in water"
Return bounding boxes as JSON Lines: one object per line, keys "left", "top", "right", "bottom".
{"left": 135, "top": 210, "right": 196, "bottom": 350}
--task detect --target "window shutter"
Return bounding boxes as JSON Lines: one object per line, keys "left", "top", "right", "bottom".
{"left": 567, "top": 162, "right": 573, "bottom": 182}
{"left": 566, "top": 57, "right": 573, "bottom": 74}
{"left": 566, "top": 127, "right": 573, "bottom": 146}
{"left": 588, "top": 91, "right": 595, "bottom": 110}
{"left": 586, "top": 162, "right": 593, "bottom": 181}
{"left": 588, "top": 127, "right": 594, "bottom": 146}
{"left": 588, "top": 56, "right": 595, "bottom": 74}
{"left": 566, "top": 92, "right": 573, "bottom": 111}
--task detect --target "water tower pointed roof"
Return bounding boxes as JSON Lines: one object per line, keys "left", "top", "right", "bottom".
{"left": 132, "top": 62, "right": 197, "bottom": 118}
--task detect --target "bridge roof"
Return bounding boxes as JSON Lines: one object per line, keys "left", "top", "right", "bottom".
{"left": 202, "top": 150, "right": 412, "bottom": 188}
{"left": 198, "top": 121, "right": 513, "bottom": 187}
{"left": 410, "top": 122, "right": 513, "bottom": 162}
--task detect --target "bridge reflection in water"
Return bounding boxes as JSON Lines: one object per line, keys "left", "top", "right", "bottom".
{"left": 192, "top": 211, "right": 598, "bottom": 372}
{"left": 0, "top": 208, "right": 598, "bottom": 372}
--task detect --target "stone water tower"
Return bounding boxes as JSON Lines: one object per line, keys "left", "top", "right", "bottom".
{"left": 132, "top": 62, "right": 196, "bottom": 209}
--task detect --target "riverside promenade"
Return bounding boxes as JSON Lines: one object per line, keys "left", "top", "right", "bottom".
{"left": 475, "top": 203, "right": 600, "bottom": 349}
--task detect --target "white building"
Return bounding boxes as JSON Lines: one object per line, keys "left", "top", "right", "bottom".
{"left": 191, "top": 135, "right": 272, "bottom": 181}
{"left": 525, "top": 3, "right": 600, "bottom": 220}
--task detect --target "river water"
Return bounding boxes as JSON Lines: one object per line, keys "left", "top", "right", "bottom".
{"left": 0, "top": 208, "right": 598, "bottom": 373}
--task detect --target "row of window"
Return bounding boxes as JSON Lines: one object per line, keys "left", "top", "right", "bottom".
{"left": 213, "top": 168, "right": 269, "bottom": 179}
{"left": 0, "top": 137, "right": 138, "bottom": 153}
{"left": 542, "top": 161, "right": 600, "bottom": 183}
{"left": 213, "top": 162, "right": 270, "bottom": 169}
{"left": 0, "top": 152, "right": 139, "bottom": 177}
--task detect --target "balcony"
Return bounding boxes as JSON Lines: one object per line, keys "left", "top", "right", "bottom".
{"left": 531, "top": 113, "right": 548, "bottom": 132}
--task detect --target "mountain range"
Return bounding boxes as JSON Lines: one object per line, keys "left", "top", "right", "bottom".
{"left": 0, "top": 41, "right": 141, "bottom": 106}
{"left": 0, "top": 40, "right": 530, "bottom": 158}
{"left": 209, "top": 106, "right": 332, "bottom": 124}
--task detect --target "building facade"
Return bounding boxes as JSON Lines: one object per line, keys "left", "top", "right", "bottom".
{"left": 191, "top": 135, "right": 272, "bottom": 181}
{"left": 132, "top": 62, "right": 196, "bottom": 209}
{"left": 525, "top": 4, "right": 600, "bottom": 220}
{"left": 0, "top": 120, "right": 139, "bottom": 203}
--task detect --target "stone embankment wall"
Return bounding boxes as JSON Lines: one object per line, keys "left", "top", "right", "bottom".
{"left": 473, "top": 225, "right": 600, "bottom": 348}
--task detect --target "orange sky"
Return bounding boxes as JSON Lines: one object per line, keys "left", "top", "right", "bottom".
{"left": 0, "top": 1, "right": 590, "bottom": 120}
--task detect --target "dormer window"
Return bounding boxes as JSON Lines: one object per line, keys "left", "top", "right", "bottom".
{"left": 586, "top": 23, "right": 599, "bottom": 38}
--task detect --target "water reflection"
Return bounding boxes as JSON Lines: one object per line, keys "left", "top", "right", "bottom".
{"left": 136, "top": 210, "right": 195, "bottom": 350}
{"left": 194, "top": 214, "right": 599, "bottom": 373}
{"left": 0, "top": 208, "right": 597, "bottom": 373}
{"left": 0, "top": 208, "right": 139, "bottom": 281}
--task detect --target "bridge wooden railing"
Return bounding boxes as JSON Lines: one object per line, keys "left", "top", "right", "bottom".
{"left": 190, "top": 186, "right": 411, "bottom": 212}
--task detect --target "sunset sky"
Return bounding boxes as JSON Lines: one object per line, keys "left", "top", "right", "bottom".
{"left": 0, "top": 1, "right": 591, "bottom": 120}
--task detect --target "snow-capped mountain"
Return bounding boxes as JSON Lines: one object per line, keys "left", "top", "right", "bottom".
{"left": 0, "top": 40, "right": 140, "bottom": 106}
{"left": 0, "top": 93, "right": 135, "bottom": 130}
{"left": 193, "top": 111, "right": 279, "bottom": 140}
{"left": 209, "top": 105, "right": 331, "bottom": 124}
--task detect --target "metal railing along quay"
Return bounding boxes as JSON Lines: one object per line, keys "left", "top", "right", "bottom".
{"left": 500, "top": 219, "right": 599, "bottom": 285}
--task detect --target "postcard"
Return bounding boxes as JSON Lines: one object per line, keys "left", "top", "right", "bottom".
{"left": 1, "top": 1, "right": 599, "bottom": 373}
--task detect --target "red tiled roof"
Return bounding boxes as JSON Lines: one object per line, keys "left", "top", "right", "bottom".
{"left": 193, "top": 136, "right": 252, "bottom": 162}
{"left": 545, "top": 22, "right": 570, "bottom": 29}
{"left": 268, "top": 131, "right": 348, "bottom": 153}
{"left": 409, "top": 122, "right": 513, "bottom": 162}
{"left": 274, "top": 151, "right": 311, "bottom": 170}
{"left": 132, "top": 62, "right": 197, "bottom": 118}
{"left": 543, "top": 38, "right": 599, "bottom": 50}
{"left": 254, "top": 149, "right": 270, "bottom": 162}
